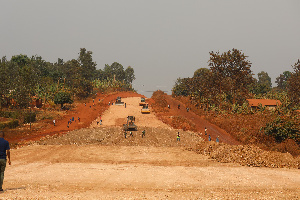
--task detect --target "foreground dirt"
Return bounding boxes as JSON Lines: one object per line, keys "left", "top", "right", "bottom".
{"left": 1, "top": 97, "right": 299, "bottom": 199}
{"left": 2, "top": 145, "right": 299, "bottom": 199}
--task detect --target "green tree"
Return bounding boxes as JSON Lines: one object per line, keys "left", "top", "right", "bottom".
{"left": 104, "top": 62, "right": 125, "bottom": 81}
{"left": 172, "top": 78, "right": 191, "bottom": 97}
{"left": 54, "top": 91, "right": 73, "bottom": 109}
{"left": 208, "top": 49, "right": 254, "bottom": 105}
{"left": 287, "top": 59, "right": 300, "bottom": 106}
{"left": 124, "top": 66, "right": 135, "bottom": 84}
{"left": 262, "top": 116, "right": 300, "bottom": 143}
{"left": 78, "top": 48, "right": 97, "bottom": 80}
{"left": 276, "top": 71, "right": 291, "bottom": 91}
{"left": 193, "top": 68, "right": 210, "bottom": 78}
{"left": 0, "top": 57, "right": 10, "bottom": 108}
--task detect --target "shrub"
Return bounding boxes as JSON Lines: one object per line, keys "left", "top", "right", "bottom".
{"left": 262, "top": 116, "right": 300, "bottom": 143}
{"left": 23, "top": 112, "right": 37, "bottom": 124}
{"left": 0, "top": 120, "right": 19, "bottom": 129}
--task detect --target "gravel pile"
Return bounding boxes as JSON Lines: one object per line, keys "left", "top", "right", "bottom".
{"left": 195, "top": 141, "right": 300, "bottom": 169}
{"left": 29, "top": 126, "right": 203, "bottom": 148}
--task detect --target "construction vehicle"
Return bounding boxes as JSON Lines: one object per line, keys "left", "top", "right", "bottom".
{"left": 115, "top": 96, "right": 124, "bottom": 105}
{"left": 139, "top": 97, "right": 146, "bottom": 106}
{"left": 123, "top": 116, "right": 137, "bottom": 131}
{"left": 141, "top": 104, "right": 150, "bottom": 114}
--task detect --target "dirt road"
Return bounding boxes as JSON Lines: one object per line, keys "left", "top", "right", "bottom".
{"left": 2, "top": 145, "right": 299, "bottom": 199}
{"left": 1, "top": 96, "right": 300, "bottom": 199}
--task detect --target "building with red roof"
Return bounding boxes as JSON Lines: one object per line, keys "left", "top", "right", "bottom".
{"left": 246, "top": 99, "right": 282, "bottom": 110}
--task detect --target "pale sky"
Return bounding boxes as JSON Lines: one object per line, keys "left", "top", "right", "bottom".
{"left": 1, "top": 1, "right": 300, "bottom": 97}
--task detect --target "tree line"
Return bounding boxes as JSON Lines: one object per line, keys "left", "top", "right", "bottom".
{"left": 172, "top": 48, "right": 300, "bottom": 111}
{"left": 0, "top": 48, "right": 136, "bottom": 109}
{"left": 172, "top": 49, "right": 300, "bottom": 146}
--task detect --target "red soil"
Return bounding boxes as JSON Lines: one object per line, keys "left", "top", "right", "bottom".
{"left": 6, "top": 91, "right": 239, "bottom": 146}
{"left": 7, "top": 91, "right": 145, "bottom": 144}
{"left": 151, "top": 94, "right": 240, "bottom": 145}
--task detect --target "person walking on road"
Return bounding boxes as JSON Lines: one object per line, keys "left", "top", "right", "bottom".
{"left": 205, "top": 127, "right": 207, "bottom": 135}
{"left": 124, "top": 131, "right": 127, "bottom": 139}
{"left": 216, "top": 136, "right": 219, "bottom": 143}
{"left": 0, "top": 131, "right": 11, "bottom": 192}
{"left": 177, "top": 132, "right": 180, "bottom": 141}
{"left": 142, "top": 130, "right": 145, "bottom": 138}
{"left": 53, "top": 119, "right": 55, "bottom": 126}
{"left": 208, "top": 134, "right": 211, "bottom": 141}
{"left": 130, "top": 131, "right": 133, "bottom": 137}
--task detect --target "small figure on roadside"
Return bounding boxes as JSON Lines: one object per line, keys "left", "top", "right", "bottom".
{"left": 125, "top": 103, "right": 126, "bottom": 108}
{"left": 108, "top": 102, "right": 110, "bottom": 105}
{"left": 216, "top": 136, "right": 219, "bottom": 143}
{"left": 100, "top": 119, "right": 102, "bottom": 125}
{"left": 99, "top": 99, "right": 100, "bottom": 102}
{"left": 90, "top": 105, "right": 91, "bottom": 108}
{"left": 72, "top": 117, "right": 74, "bottom": 121}
{"left": 130, "top": 131, "right": 133, "bottom": 137}
{"left": 93, "top": 99, "right": 94, "bottom": 103}
{"left": 142, "top": 130, "right": 145, "bottom": 138}
{"left": 124, "top": 131, "right": 127, "bottom": 138}
{"left": 186, "top": 107, "right": 189, "bottom": 112}
{"left": 168, "top": 104, "right": 170, "bottom": 109}
{"left": 85, "top": 103, "right": 86, "bottom": 106}
{"left": 208, "top": 135, "right": 211, "bottom": 141}
{"left": 69, "top": 119, "right": 72, "bottom": 124}
{"left": 177, "top": 132, "right": 180, "bottom": 141}
{"left": 78, "top": 117, "right": 80, "bottom": 122}
{"left": 53, "top": 119, "right": 56, "bottom": 126}
{"left": 67, "top": 124, "right": 69, "bottom": 128}
{"left": 178, "top": 104, "right": 180, "bottom": 109}
{"left": 0, "top": 131, "right": 11, "bottom": 192}
{"left": 205, "top": 127, "right": 207, "bottom": 135}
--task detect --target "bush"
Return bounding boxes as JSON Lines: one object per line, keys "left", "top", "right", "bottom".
{"left": 23, "top": 112, "right": 37, "bottom": 124}
{"left": 0, "top": 110, "right": 20, "bottom": 119}
{"left": 0, "top": 120, "right": 19, "bottom": 129}
{"left": 262, "top": 116, "right": 300, "bottom": 143}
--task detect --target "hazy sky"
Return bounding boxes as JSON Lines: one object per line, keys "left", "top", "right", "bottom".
{"left": 1, "top": 1, "right": 300, "bottom": 97}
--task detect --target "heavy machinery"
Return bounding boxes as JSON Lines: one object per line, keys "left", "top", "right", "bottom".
{"left": 139, "top": 97, "right": 146, "bottom": 106}
{"left": 123, "top": 116, "right": 137, "bottom": 131}
{"left": 115, "top": 96, "right": 124, "bottom": 105}
{"left": 141, "top": 104, "right": 150, "bottom": 114}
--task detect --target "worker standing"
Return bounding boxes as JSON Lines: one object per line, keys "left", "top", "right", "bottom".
{"left": 177, "top": 132, "right": 180, "bottom": 141}
{"left": 0, "top": 131, "right": 11, "bottom": 192}
{"left": 142, "top": 130, "right": 145, "bottom": 138}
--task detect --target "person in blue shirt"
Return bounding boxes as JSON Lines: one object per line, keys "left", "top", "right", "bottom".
{"left": 0, "top": 131, "right": 11, "bottom": 192}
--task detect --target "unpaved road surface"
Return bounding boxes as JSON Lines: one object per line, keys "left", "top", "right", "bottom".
{"left": 1, "top": 97, "right": 300, "bottom": 199}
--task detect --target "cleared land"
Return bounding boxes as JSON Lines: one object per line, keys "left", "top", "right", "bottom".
{"left": 1, "top": 97, "right": 300, "bottom": 199}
